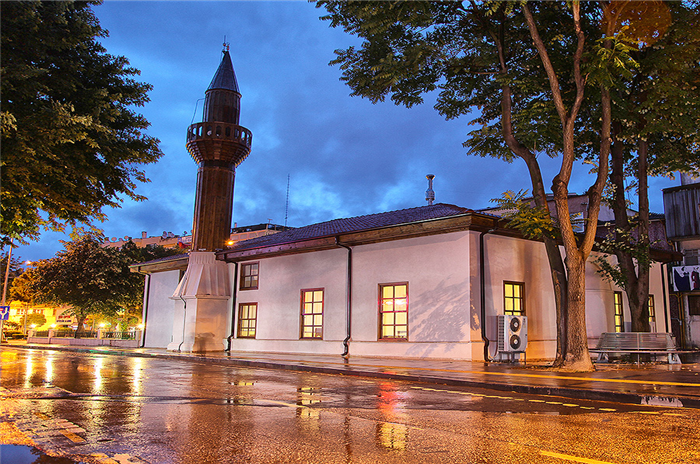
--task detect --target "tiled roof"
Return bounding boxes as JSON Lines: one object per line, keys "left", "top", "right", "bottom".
{"left": 226, "top": 203, "right": 472, "bottom": 252}
{"left": 129, "top": 253, "right": 189, "bottom": 268}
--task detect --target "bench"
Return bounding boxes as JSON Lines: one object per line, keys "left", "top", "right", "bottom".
{"left": 590, "top": 332, "right": 683, "bottom": 364}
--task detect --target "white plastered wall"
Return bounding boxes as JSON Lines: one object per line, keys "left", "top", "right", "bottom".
{"left": 143, "top": 270, "right": 180, "bottom": 348}
{"left": 231, "top": 232, "right": 475, "bottom": 359}
{"left": 226, "top": 229, "right": 669, "bottom": 361}
{"left": 477, "top": 232, "right": 556, "bottom": 361}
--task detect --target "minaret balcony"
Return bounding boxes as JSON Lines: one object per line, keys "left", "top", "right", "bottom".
{"left": 186, "top": 122, "right": 252, "bottom": 166}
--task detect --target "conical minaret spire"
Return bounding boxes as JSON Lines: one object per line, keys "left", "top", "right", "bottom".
{"left": 186, "top": 46, "right": 252, "bottom": 252}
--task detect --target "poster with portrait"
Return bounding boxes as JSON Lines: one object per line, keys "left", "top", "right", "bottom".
{"left": 672, "top": 265, "right": 700, "bottom": 292}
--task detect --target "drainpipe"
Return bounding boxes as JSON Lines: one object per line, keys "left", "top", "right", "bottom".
{"left": 178, "top": 295, "right": 187, "bottom": 352}
{"left": 480, "top": 228, "right": 496, "bottom": 362}
{"left": 226, "top": 262, "right": 239, "bottom": 352}
{"left": 140, "top": 274, "right": 151, "bottom": 348}
{"left": 661, "top": 262, "right": 670, "bottom": 335}
{"left": 336, "top": 238, "right": 352, "bottom": 358}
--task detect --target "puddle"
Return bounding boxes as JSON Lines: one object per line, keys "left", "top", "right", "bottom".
{"left": 0, "top": 444, "right": 83, "bottom": 463}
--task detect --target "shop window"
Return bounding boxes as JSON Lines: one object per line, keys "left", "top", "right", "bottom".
{"left": 379, "top": 283, "right": 408, "bottom": 340}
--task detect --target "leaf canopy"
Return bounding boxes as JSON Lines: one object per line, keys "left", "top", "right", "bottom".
{"left": 1, "top": 0, "right": 163, "bottom": 245}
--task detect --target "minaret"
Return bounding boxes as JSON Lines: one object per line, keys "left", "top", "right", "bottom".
{"left": 167, "top": 46, "right": 251, "bottom": 353}
{"left": 186, "top": 45, "right": 252, "bottom": 251}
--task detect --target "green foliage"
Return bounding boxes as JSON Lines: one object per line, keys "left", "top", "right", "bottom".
{"left": 491, "top": 190, "right": 557, "bottom": 240}
{"left": 0, "top": 1, "right": 163, "bottom": 245}
{"left": 0, "top": 250, "right": 24, "bottom": 297}
{"left": 25, "top": 313, "right": 47, "bottom": 328}
{"left": 594, "top": 220, "right": 653, "bottom": 290}
{"left": 319, "top": 1, "right": 594, "bottom": 163}
{"left": 9, "top": 233, "right": 178, "bottom": 324}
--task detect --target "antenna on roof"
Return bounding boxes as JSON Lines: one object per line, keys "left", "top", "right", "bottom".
{"left": 284, "top": 174, "right": 290, "bottom": 227}
{"left": 426, "top": 174, "right": 435, "bottom": 206}
{"left": 223, "top": 35, "right": 230, "bottom": 53}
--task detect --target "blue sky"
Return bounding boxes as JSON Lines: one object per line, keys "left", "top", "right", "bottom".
{"left": 13, "top": 0, "right": 681, "bottom": 263}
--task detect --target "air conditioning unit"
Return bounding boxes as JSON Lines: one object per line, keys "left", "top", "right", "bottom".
{"left": 498, "top": 315, "right": 527, "bottom": 353}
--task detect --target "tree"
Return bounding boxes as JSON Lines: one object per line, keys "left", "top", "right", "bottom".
{"left": 1, "top": 1, "right": 163, "bottom": 246}
{"left": 319, "top": 1, "right": 637, "bottom": 370}
{"left": 594, "top": 1, "right": 700, "bottom": 332}
{"left": 26, "top": 313, "right": 47, "bottom": 328}
{"left": 0, "top": 249, "right": 24, "bottom": 297}
{"left": 11, "top": 234, "right": 180, "bottom": 335}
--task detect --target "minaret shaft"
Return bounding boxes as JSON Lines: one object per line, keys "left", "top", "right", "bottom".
{"left": 192, "top": 164, "right": 235, "bottom": 252}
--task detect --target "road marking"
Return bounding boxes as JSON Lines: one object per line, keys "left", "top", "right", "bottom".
{"left": 60, "top": 429, "right": 86, "bottom": 443}
{"left": 599, "top": 408, "right": 617, "bottom": 412}
{"left": 299, "top": 360, "right": 700, "bottom": 388}
{"left": 260, "top": 399, "right": 307, "bottom": 409}
{"left": 540, "top": 450, "right": 618, "bottom": 464}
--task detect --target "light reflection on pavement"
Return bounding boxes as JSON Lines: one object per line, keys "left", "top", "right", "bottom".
{"left": 1, "top": 347, "right": 699, "bottom": 464}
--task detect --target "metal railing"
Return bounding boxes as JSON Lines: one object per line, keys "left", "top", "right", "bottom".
{"left": 28, "top": 329, "right": 139, "bottom": 340}
{"left": 101, "top": 331, "right": 137, "bottom": 340}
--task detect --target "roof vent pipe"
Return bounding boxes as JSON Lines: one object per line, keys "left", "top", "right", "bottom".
{"left": 426, "top": 174, "right": 435, "bottom": 205}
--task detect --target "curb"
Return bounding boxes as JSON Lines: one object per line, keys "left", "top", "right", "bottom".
{"left": 6, "top": 343, "right": 700, "bottom": 410}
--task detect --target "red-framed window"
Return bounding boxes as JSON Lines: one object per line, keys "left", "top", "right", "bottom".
{"left": 300, "top": 289, "right": 324, "bottom": 339}
{"left": 237, "top": 303, "right": 257, "bottom": 338}
{"left": 379, "top": 283, "right": 408, "bottom": 340}
{"left": 614, "top": 291, "right": 624, "bottom": 332}
{"left": 240, "top": 262, "right": 259, "bottom": 290}
{"left": 504, "top": 281, "right": 525, "bottom": 316}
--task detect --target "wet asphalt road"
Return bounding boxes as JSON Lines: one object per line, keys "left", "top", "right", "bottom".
{"left": 1, "top": 347, "right": 699, "bottom": 464}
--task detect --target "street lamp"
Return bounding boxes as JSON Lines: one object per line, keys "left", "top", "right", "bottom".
{"left": 1, "top": 239, "right": 14, "bottom": 344}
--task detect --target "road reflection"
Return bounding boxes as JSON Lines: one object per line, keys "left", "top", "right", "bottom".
{"left": 376, "top": 382, "right": 408, "bottom": 451}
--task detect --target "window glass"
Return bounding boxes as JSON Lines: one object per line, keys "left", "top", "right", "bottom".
{"left": 648, "top": 295, "right": 656, "bottom": 325}
{"left": 301, "top": 289, "right": 323, "bottom": 339}
{"left": 614, "top": 292, "right": 624, "bottom": 332}
{"left": 504, "top": 282, "right": 525, "bottom": 316}
{"left": 240, "top": 262, "right": 259, "bottom": 290}
{"left": 237, "top": 303, "right": 257, "bottom": 338}
{"left": 689, "top": 295, "right": 700, "bottom": 316}
{"left": 379, "top": 283, "right": 408, "bottom": 340}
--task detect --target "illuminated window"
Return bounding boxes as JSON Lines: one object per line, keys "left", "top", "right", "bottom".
{"left": 237, "top": 303, "right": 257, "bottom": 338}
{"left": 504, "top": 282, "right": 525, "bottom": 316}
{"left": 379, "top": 283, "right": 408, "bottom": 340}
{"left": 648, "top": 295, "right": 656, "bottom": 326}
{"left": 240, "top": 262, "right": 259, "bottom": 290}
{"left": 300, "top": 289, "right": 324, "bottom": 339}
{"left": 614, "top": 292, "right": 624, "bottom": 332}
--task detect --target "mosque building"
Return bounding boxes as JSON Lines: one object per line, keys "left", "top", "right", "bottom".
{"left": 131, "top": 48, "right": 694, "bottom": 360}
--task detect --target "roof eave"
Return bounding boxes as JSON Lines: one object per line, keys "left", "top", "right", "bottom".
{"left": 218, "top": 211, "right": 507, "bottom": 262}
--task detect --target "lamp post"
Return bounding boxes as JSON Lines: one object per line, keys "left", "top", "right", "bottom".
{"left": 0, "top": 239, "right": 13, "bottom": 343}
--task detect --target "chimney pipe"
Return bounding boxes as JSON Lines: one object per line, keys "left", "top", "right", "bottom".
{"left": 426, "top": 174, "right": 435, "bottom": 205}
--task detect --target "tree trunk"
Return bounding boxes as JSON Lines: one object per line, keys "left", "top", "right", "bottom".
{"left": 631, "top": 139, "right": 651, "bottom": 332}
{"left": 610, "top": 134, "right": 651, "bottom": 333}
{"left": 75, "top": 313, "right": 87, "bottom": 338}
{"left": 562, "top": 250, "right": 593, "bottom": 370}
{"left": 521, "top": 155, "right": 568, "bottom": 367}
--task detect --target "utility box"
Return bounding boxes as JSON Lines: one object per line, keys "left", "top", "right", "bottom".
{"left": 497, "top": 315, "right": 528, "bottom": 354}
